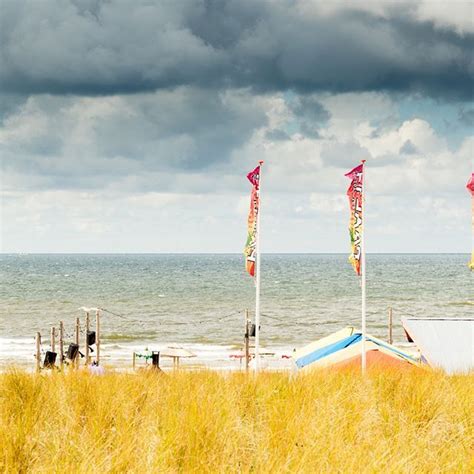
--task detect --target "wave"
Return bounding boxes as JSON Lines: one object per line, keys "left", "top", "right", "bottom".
{"left": 445, "top": 301, "right": 474, "bottom": 306}
{"left": 103, "top": 332, "right": 158, "bottom": 342}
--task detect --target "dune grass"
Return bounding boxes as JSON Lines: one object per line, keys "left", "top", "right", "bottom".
{"left": 0, "top": 368, "right": 473, "bottom": 473}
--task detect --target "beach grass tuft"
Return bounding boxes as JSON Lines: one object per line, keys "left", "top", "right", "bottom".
{"left": 0, "top": 368, "right": 473, "bottom": 472}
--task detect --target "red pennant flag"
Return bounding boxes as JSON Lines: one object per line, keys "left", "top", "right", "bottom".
{"left": 467, "top": 173, "right": 474, "bottom": 196}
{"left": 247, "top": 166, "right": 260, "bottom": 188}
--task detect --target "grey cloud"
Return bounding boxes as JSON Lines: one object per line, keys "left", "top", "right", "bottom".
{"left": 320, "top": 141, "right": 371, "bottom": 168}
{"left": 265, "top": 129, "right": 290, "bottom": 141}
{"left": 264, "top": 97, "right": 330, "bottom": 140}
{"left": 458, "top": 107, "right": 474, "bottom": 126}
{"left": 290, "top": 96, "right": 330, "bottom": 138}
{"left": 399, "top": 140, "right": 418, "bottom": 155}
{"left": 1, "top": 88, "right": 267, "bottom": 189}
{"left": 0, "top": 0, "right": 472, "bottom": 99}
{"left": 0, "top": 93, "right": 28, "bottom": 121}
{"left": 92, "top": 89, "right": 266, "bottom": 169}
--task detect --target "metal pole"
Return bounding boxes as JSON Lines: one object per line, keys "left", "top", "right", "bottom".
{"left": 388, "top": 307, "right": 393, "bottom": 345}
{"left": 50, "top": 327, "right": 56, "bottom": 353}
{"left": 59, "top": 321, "right": 64, "bottom": 370}
{"left": 471, "top": 194, "right": 474, "bottom": 269}
{"left": 35, "top": 332, "right": 41, "bottom": 373}
{"left": 361, "top": 160, "right": 367, "bottom": 374}
{"left": 96, "top": 309, "right": 100, "bottom": 365}
{"left": 254, "top": 160, "right": 264, "bottom": 372}
{"left": 245, "top": 309, "right": 250, "bottom": 373}
{"left": 85, "top": 312, "right": 90, "bottom": 366}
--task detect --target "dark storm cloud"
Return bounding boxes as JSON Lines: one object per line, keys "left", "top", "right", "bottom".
{"left": 0, "top": 0, "right": 472, "bottom": 99}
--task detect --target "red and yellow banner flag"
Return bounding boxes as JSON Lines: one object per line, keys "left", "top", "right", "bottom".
{"left": 244, "top": 165, "right": 260, "bottom": 276}
{"left": 345, "top": 162, "right": 364, "bottom": 275}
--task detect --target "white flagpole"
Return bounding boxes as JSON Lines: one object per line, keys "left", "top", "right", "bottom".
{"left": 254, "top": 160, "right": 264, "bottom": 372}
{"left": 361, "top": 160, "right": 367, "bottom": 374}
{"left": 471, "top": 163, "right": 474, "bottom": 270}
{"left": 471, "top": 185, "right": 474, "bottom": 270}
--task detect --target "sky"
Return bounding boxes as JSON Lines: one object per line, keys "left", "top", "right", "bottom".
{"left": 0, "top": 0, "right": 473, "bottom": 253}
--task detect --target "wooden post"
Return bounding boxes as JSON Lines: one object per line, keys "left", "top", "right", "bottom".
{"left": 50, "top": 327, "right": 56, "bottom": 353}
{"left": 244, "top": 309, "right": 250, "bottom": 373}
{"left": 75, "top": 317, "right": 80, "bottom": 369}
{"left": 95, "top": 310, "right": 100, "bottom": 365}
{"left": 35, "top": 332, "right": 41, "bottom": 373}
{"left": 59, "top": 321, "right": 64, "bottom": 370}
{"left": 388, "top": 307, "right": 393, "bottom": 345}
{"left": 85, "top": 312, "right": 90, "bottom": 366}
{"left": 132, "top": 352, "right": 136, "bottom": 370}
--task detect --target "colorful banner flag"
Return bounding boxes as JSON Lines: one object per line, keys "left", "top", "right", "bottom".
{"left": 345, "top": 163, "right": 364, "bottom": 276}
{"left": 244, "top": 165, "right": 260, "bottom": 276}
{"left": 467, "top": 173, "right": 474, "bottom": 270}
{"left": 467, "top": 172, "right": 474, "bottom": 195}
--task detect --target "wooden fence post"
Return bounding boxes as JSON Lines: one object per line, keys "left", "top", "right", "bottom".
{"left": 50, "top": 327, "right": 56, "bottom": 353}
{"left": 245, "top": 309, "right": 250, "bottom": 373}
{"left": 35, "top": 332, "right": 41, "bottom": 373}
{"left": 59, "top": 321, "right": 64, "bottom": 370}
{"left": 85, "top": 312, "right": 90, "bottom": 366}
{"left": 75, "top": 317, "right": 80, "bottom": 369}
{"left": 96, "top": 310, "right": 100, "bottom": 365}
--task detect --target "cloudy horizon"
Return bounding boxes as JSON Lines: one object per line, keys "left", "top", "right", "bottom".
{"left": 1, "top": 0, "right": 473, "bottom": 253}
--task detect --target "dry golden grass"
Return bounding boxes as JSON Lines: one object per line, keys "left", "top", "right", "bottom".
{"left": 0, "top": 368, "right": 473, "bottom": 473}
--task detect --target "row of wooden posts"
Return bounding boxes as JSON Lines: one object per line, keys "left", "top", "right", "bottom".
{"left": 35, "top": 310, "right": 101, "bottom": 372}
{"left": 34, "top": 307, "right": 395, "bottom": 372}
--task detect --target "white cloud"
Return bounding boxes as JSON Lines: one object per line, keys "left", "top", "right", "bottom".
{"left": 309, "top": 193, "right": 347, "bottom": 213}
{"left": 301, "top": 1, "right": 474, "bottom": 34}
{"left": 416, "top": 1, "right": 474, "bottom": 35}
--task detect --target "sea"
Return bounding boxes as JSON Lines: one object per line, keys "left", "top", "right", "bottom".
{"left": 0, "top": 254, "right": 472, "bottom": 370}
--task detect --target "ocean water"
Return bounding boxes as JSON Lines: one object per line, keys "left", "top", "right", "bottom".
{"left": 0, "top": 254, "right": 472, "bottom": 369}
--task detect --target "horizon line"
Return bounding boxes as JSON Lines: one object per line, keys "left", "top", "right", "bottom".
{"left": 0, "top": 252, "right": 469, "bottom": 255}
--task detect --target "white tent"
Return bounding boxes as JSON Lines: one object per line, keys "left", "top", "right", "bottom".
{"left": 402, "top": 317, "right": 474, "bottom": 374}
